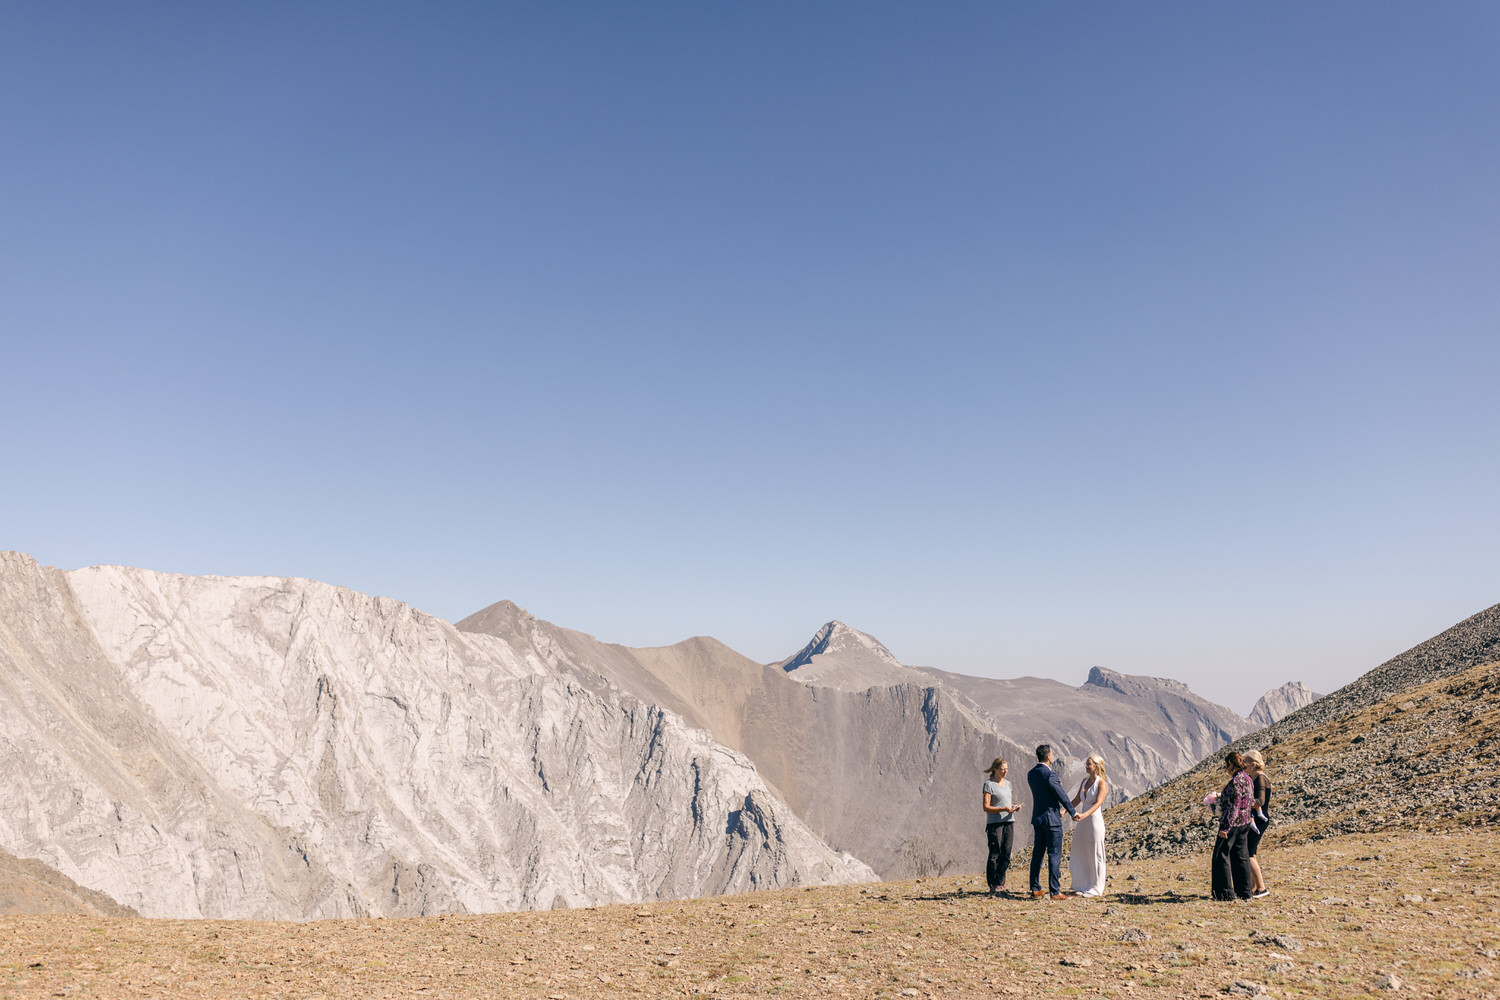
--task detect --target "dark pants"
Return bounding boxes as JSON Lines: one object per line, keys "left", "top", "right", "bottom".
{"left": 985, "top": 822, "right": 1014, "bottom": 889}
{"left": 1246, "top": 819, "right": 1266, "bottom": 858}
{"left": 1211, "top": 825, "right": 1253, "bottom": 900}
{"left": 1029, "top": 822, "right": 1064, "bottom": 895}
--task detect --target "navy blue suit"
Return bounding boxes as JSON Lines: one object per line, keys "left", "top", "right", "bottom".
{"left": 1028, "top": 761, "right": 1079, "bottom": 895}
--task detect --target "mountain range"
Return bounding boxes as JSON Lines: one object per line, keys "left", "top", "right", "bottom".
{"left": 1, "top": 552, "right": 1284, "bottom": 917}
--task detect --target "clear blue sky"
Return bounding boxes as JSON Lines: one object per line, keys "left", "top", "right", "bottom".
{"left": 3, "top": 3, "right": 1497, "bottom": 713}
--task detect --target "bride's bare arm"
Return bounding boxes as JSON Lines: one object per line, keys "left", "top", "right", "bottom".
{"left": 1077, "top": 780, "right": 1107, "bottom": 820}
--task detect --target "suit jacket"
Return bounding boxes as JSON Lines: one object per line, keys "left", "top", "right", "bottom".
{"left": 1027, "top": 762, "right": 1078, "bottom": 830}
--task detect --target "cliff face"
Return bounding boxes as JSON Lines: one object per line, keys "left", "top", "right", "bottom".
{"left": 0, "top": 553, "right": 872, "bottom": 919}
{"left": 458, "top": 610, "right": 1034, "bottom": 879}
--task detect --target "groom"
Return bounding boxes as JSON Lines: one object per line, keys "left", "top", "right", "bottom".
{"left": 1028, "top": 743, "right": 1078, "bottom": 900}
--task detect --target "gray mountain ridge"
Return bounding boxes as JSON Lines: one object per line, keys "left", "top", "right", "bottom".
{"left": 1, "top": 553, "right": 1256, "bottom": 916}
{"left": 777, "top": 625, "right": 1255, "bottom": 805}
{"left": 0, "top": 553, "right": 872, "bottom": 919}
{"left": 456, "top": 607, "right": 1033, "bottom": 878}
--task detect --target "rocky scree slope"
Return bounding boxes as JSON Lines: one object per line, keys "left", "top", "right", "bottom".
{"left": 1106, "top": 601, "right": 1500, "bottom": 860}
{"left": 0, "top": 847, "right": 135, "bottom": 917}
{"left": 1108, "top": 658, "right": 1500, "bottom": 860}
{"left": 0, "top": 553, "right": 872, "bottom": 920}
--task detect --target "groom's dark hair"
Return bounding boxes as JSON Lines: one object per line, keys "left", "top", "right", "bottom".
{"left": 1035, "top": 744, "right": 1051, "bottom": 762}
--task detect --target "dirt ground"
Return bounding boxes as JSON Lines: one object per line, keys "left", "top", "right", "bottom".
{"left": 3, "top": 828, "right": 1496, "bottom": 1000}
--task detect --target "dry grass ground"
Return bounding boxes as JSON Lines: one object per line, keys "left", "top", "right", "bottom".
{"left": 3, "top": 827, "right": 1497, "bottom": 1000}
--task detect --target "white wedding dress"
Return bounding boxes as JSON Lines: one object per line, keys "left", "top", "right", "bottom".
{"left": 1069, "top": 777, "right": 1107, "bottom": 896}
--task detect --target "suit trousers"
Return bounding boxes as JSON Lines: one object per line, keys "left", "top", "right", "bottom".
{"left": 1211, "top": 824, "right": 1253, "bottom": 900}
{"left": 1029, "top": 823, "right": 1064, "bottom": 895}
{"left": 985, "top": 822, "right": 1014, "bottom": 890}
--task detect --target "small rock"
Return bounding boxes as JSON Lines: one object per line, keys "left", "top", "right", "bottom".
{"left": 1479, "top": 949, "right": 1499, "bottom": 959}
{"left": 1059, "top": 956, "right": 1092, "bottom": 967}
{"left": 1262, "top": 935, "right": 1304, "bottom": 953}
{"left": 1268, "top": 962, "right": 1296, "bottom": 974}
{"left": 1319, "top": 896, "right": 1349, "bottom": 905}
{"left": 1119, "top": 928, "right": 1150, "bottom": 943}
{"left": 1375, "top": 973, "right": 1402, "bottom": 990}
{"left": 1225, "top": 981, "right": 1269, "bottom": 997}
{"left": 1400, "top": 894, "right": 1423, "bottom": 904}
{"left": 900, "top": 990, "right": 921, "bottom": 997}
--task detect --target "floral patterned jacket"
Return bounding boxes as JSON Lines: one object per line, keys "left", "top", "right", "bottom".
{"left": 1219, "top": 770, "right": 1254, "bottom": 832}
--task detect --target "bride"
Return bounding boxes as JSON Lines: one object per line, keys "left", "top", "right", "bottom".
{"left": 1068, "top": 753, "right": 1109, "bottom": 897}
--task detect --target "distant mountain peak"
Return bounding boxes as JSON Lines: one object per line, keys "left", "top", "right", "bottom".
{"left": 782, "top": 621, "right": 900, "bottom": 674}
{"left": 1248, "top": 681, "right": 1323, "bottom": 727}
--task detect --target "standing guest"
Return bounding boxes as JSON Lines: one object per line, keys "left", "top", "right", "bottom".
{"left": 982, "top": 758, "right": 1022, "bottom": 895}
{"left": 1243, "top": 749, "right": 1272, "bottom": 898}
{"left": 1068, "top": 753, "right": 1109, "bottom": 897}
{"left": 1211, "top": 750, "right": 1254, "bottom": 901}
{"left": 1027, "top": 744, "right": 1080, "bottom": 900}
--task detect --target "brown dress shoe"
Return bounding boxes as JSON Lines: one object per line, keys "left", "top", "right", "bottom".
{"left": 1049, "top": 893, "right": 1072, "bottom": 900}
{"left": 1030, "top": 890, "right": 1045, "bottom": 899}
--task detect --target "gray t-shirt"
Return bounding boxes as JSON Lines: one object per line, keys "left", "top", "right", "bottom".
{"left": 983, "top": 779, "right": 1012, "bottom": 825}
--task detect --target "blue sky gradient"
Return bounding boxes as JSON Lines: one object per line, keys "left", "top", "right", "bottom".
{"left": 3, "top": 3, "right": 1497, "bottom": 712}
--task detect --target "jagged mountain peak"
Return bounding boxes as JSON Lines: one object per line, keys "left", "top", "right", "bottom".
{"left": 783, "top": 621, "right": 900, "bottom": 672}
{"left": 775, "top": 621, "right": 923, "bottom": 693}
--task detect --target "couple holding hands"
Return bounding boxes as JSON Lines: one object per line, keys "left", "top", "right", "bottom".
{"left": 982, "top": 744, "right": 1108, "bottom": 898}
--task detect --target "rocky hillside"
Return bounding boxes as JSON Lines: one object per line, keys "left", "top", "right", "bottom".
{"left": 1107, "top": 602, "right": 1500, "bottom": 860}
{"left": 0, "top": 848, "right": 135, "bottom": 918}
{"left": 0, "top": 553, "right": 872, "bottom": 920}
{"left": 1248, "top": 680, "right": 1322, "bottom": 727}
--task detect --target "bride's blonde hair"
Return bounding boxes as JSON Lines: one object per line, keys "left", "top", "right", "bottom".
{"left": 1086, "top": 753, "right": 1107, "bottom": 781}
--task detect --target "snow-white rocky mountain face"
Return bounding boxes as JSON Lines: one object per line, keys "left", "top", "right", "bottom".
{"left": 0, "top": 553, "right": 873, "bottom": 920}
{"left": 1248, "top": 681, "right": 1323, "bottom": 727}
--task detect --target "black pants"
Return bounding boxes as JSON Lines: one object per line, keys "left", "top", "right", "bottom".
{"left": 985, "top": 822, "right": 1014, "bottom": 889}
{"left": 1211, "top": 824, "right": 1253, "bottom": 900}
{"left": 1246, "top": 818, "right": 1266, "bottom": 858}
{"left": 1029, "top": 823, "right": 1064, "bottom": 895}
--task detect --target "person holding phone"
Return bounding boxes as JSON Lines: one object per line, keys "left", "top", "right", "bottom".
{"left": 982, "top": 758, "right": 1022, "bottom": 895}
